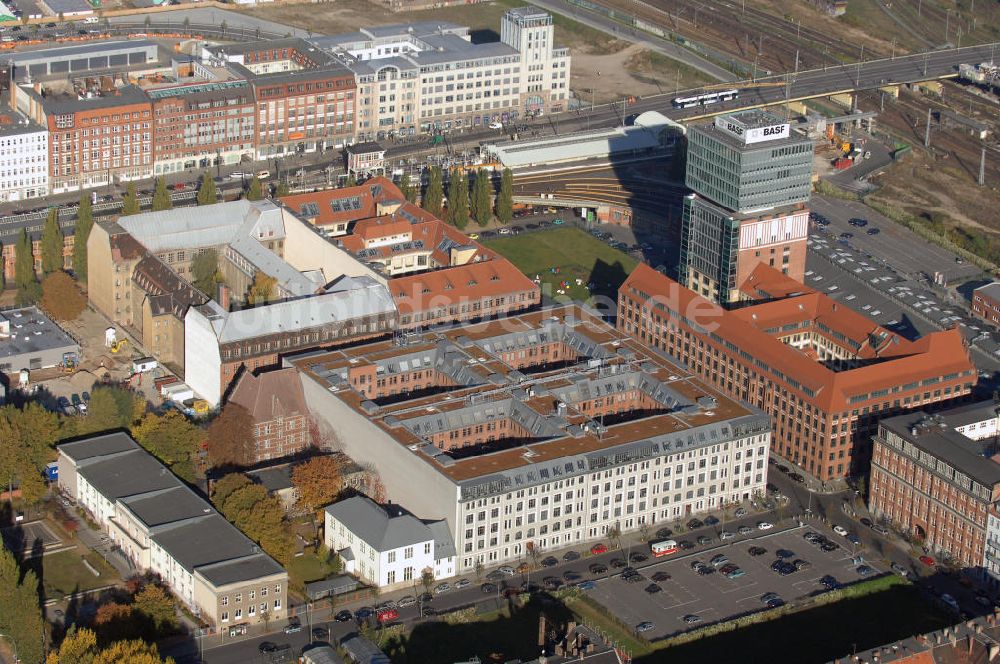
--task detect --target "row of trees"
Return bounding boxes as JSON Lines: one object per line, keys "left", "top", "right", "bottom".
{"left": 420, "top": 166, "right": 514, "bottom": 229}
{"left": 92, "top": 582, "right": 178, "bottom": 644}
{"left": 212, "top": 474, "right": 294, "bottom": 565}
{"left": 0, "top": 531, "right": 45, "bottom": 664}
{"left": 45, "top": 627, "right": 173, "bottom": 664}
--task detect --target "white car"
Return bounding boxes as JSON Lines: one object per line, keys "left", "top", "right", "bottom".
{"left": 757, "top": 521, "right": 773, "bottom": 531}
{"left": 489, "top": 121, "right": 504, "bottom": 129}
{"left": 229, "top": 172, "right": 248, "bottom": 179}
{"left": 455, "top": 578, "right": 471, "bottom": 589}
{"left": 832, "top": 525, "right": 849, "bottom": 537}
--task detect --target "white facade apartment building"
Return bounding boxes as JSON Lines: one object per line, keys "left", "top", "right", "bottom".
{"left": 0, "top": 114, "right": 48, "bottom": 202}
{"left": 324, "top": 496, "right": 456, "bottom": 588}
{"left": 315, "top": 7, "right": 570, "bottom": 140}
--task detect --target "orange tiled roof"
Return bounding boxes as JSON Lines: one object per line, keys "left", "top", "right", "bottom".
{"left": 392, "top": 258, "right": 539, "bottom": 315}
{"left": 622, "top": 263, "right": 974, "bottom": 412}
{"left": 279, "top": 176, "right": 402, "bottom": 227}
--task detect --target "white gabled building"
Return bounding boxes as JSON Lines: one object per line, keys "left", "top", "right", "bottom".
{"left": 324, "top": 496, "right": 456, "bottom": 588}
{"left": 0, "top": 112, "right": 48, "bottom": 202}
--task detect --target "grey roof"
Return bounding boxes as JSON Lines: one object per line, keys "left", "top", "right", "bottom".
{"left": 77, "top": 449, "right": 182, "bottom": 500}
{"left": 0, "top": 306, "right": 79, "bottom": 364}
{"left": 427, "top": 520, "right": 456, "bottom": 560}
{"left": 0, "top": 113, "right": 46, "bottom": 137}
{"left": 325, "top": 496, "right": 432, "bottom": 552}
{"left": 302, "top": 645, "right": 345, "bottom": 664}
{"left": 345, "top": 142, "right": 385, "bottom": 155}
{"left": 339, "top": 636, "right": 390, "bottom": 664}
{"left": 880, "top": 411, "right": 1000, "bottom": 488}
{"left": 194, "top": 275, "right": 396, "bottom": 344}
{"left": 57, "top": 431, "right": 138, "bottom": 462}
{"left": 196, "top": 552, "right": 286, "bottom": 587}
{"left": 228, "top": 232, "right": 317, "bottom": 298}
{"left": 151, "top": 513, "right": 266, "bottom": 573}
{"left": 247, "top": 465, "right": 294, "bottom": 493}
{"left": 119, "top": 485, "right": 214, "bottom": 528}
{"left": 117, "top": 199, "right": 281, "bottom": 253}
{"left": 40, "top": 0, "right": 93, "bottom": 13}
{"left": 938, "top": 399, "right": 1000, "bottom": 430}
{"left": 4, "top": 40, "right": 156, "bottom": 64}
{"left": 21, "top": 84, "right": 150, "bottom": 115}
{"left": 691, "top": 115, "right": 812, "bottom": 153}
{"left": 975, "top": 282, "right": 1000, "bottom": 302}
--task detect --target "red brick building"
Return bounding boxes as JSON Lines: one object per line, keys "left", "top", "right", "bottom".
{"left": 870, "top": 407, "right": 1000, "bottom": 572}
{"left": 14, "top": 82, "right": 153, "bottom": 194}
{"left": 972, "top": 282, "right": 1000, "bottom": 327}
{"left": 618, "top": 262, "right": 976, "bottom": 480}
{"left": 227, "top": 368, "right": 311, "bottom": 464}
{"left": 210, "top": 39, "right": 356, "bottom": 160}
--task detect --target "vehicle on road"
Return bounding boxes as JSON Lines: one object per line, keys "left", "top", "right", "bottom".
{"left": 846, "top": 533, "right": 862, "bottom": 546}
{"left": 651, "top": 571, "right": 671, "bottom": 582}
{"left": 757, "top": 521, "right": 774, "bottom": 530}
{"left": 355, "top": 607, "right": 374, "bottom": 620}
{"left": 775, "top": 549, "right": 795, "bottom": 559}
{"left": 860, "top": 517, "right": 873, "bottom": 528}
{"left": 553, "top": 218, "right": 565, "bottom": 225}
{"left": 541, "top": 556, "right": 559, "bottom": 567}
{"left": 738, "top": 526, "right": 752, "bottom": 535}
{"left": 434, "top": 582, "right": 451, "bottom": 594}
{"left": 610, "top": 558, "right": 627, "bottom": 569}
{"left": 678, "top": 540, "right": 695, "bottom": 550}
{"left": 497, "top": 566, "right": 515, "bottom": 576}
{"left": 697, "top": 536, "right": 712, "bottom": 546}
{"left": 832, "top": 525, "right": 849, "bottom": 537}
{"left": 590, "top": 543, "right": 608, "bottom": 555}
{"left": 455, "top": 578, "right": 471, "bottom": 589}
{"left": 230, "top": 172, "right": 248, "bottom": 179}
{"left": 748, "top": 546, "right": 768, "bottom": 557}
{"left": 848, "top": 217, "right": 869, "bottom": 227}
{"left": 312, "top": 627, "right": 328, "bottom": 642}
{"left": 481, "top": 583, "right": 497, "bottom": 593}
{"left": 397, "top": 596, "right": 416, "bottom": 608}
{"left": 256, "top": 170, "right": 271, "bottom": 179}
{"left": 890, "top": 563, "right": 908, "bottom": 577}
{"left": 672, "top": 89, "right": 738, "bottom": 109}
{"left": 577, "top": 580, "right": 596, "bottom": 590}
{"left": 821, "top": 541, "right": 841, "bottom": 552}
{"left": 703, "top": 516, "right": 720, "bottom": 526}
{"left": 563, "top": 551, "right": 580, "bottom": 561}
{"left": 941, "top": 593, "right": 960, "bottom": 612}
{"left": 563, "top": 570, "right": 581, "bottom": 581}
{"left": 687, "top": 518, "right": 704, "bottom": 529}
{"left": 710, "top": 554, "right": 730, "bottom": 567}
{"left": 866, "top": 227, "right": 880, "bottom": 235}
{"left": 589, "top": 563, "right": 608, "bottom": 574}
{"left": 656, "top": 527, "right": 673, "bottom": 539}
{"left": 761, "top": 592, "right": 781, "bottom": 604}
{"left": 793, "top": 559, "right": 811, "bottom": 570}
{"left": 651, "top": 539, "right": 680, "bottom": 557}
{"left": 283, "top": 619, "right": 302, "bottom": 634}
{"left": 645, "top": 583, "right": 661, "bottom": 594}
{"left": 629, "top": 552, "right": 647, "bottom": 563}
{"left": 820, "top": 575, "right": 840, "bottom": 590}
{"left": 335, "top": 610, "right": 353, "bottom": 622}
{"left": 468, "top": 233, "right": 479, "bottom": 239}
{"left": 734, "top": 507, "right": 747, "bottom": 517}
{"left": 376, "top": 608, "right": 399, "bottom": 623}
{"left": 856, "top": 565, "right": 875, "bottom": 577}
{"left": 259, "top": 642, "right": 278, "bottom": 653}
{"left": 871, "top": 524, "right": 889, "bottom": 536}
{"left": 683, "top": 614, "right": 702, "bottom": 624}
{"left": 719, "top": 530, "right": 735, "bottom": 540}
{"left": 919, "top": 555, "right": 936, "bottom": 567}
{"left": 636, "top": 621, "right": 655, "bottom": 633}
{"left": 489, "top": 121, "right": 504, "bottom": 129}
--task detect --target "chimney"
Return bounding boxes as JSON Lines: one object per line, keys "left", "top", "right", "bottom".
{"left": 217, "top": 283, "right": 230, "bottom": 311}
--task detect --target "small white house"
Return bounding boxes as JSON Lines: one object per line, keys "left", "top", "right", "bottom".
{"left": 324, "top": 496, "right": 455, "bottom": 589}
{"left": 132, "top": 357, "right": 158, "bottom": 374}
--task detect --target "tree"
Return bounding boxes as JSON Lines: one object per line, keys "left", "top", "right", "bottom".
{"left": 245, "top": 176, "right": 263, "bottom": 201}
{"left": 74, "top": 386, "right": 142, "bottom": 436}
{"left": 422, "top": 166, "right": 443, "bottom": 218}
{"left": 471, "top": 169, "right": 492, "bottom": 227}
{"left": 344, "top": 173, "right": 357, "bottom": 187}
{"left": 212, "top": 473, "right": 252, "bottom": 508}
{"left": 446, "top": 169, "right": 469, "bottom": 229}
{"left": 291, "top": 456, "right": 345, "bottom": 513}
{"left": 45, "top": 626, "right": 174, "bottom": 664}
{"left": 219, "top": 484, "right": 293, "bottom": 564}
{"left": 131, "top": 411, "right": 202, "bottom": 483}
{"left": 496, "top": 168, "right": 514, "bottom": 225}
{"left": 190, "top": 249, "right": 220, "bottom": 297}
{"left": 0, "top": 546, "right": 44, "bottom": 664}
{"left": 206, "top": 403, "right": 253, "bottom": 469}
{"left": 196, "top": 171, "right": 218, "bottom": 206}
{"left": 14, "top": 228, "right": 40, "bottom": 306}
{"left": 41, "top": 271, "right": 87, "bottom": 321}
{"left": 399, "top": 173, "right": 416, "bottom": 203}
{"left": 41, "top": 208, "right": 64, "bottom": 274}
{"left": 275, "top": 180, "right": 290, "bottom": 197}
{"left": 247, "top": 271, "right": 276, "bottom": 306}
{"left": 121, "top": 182, "right": 140, "bottom": 216}
{"left": 474, "top": 560, "right": 485, "bottom": 582}
{"left": 132, "top": 585, "right": 178, "bottom": 638}
{"left": 93, "top": 602, "right": 138, "bottom": 643}
{"left": 151, "top": 177, "right": 172, "bottom": 212}
{"left": 420, "top": 569, "right": 435, "bottom": 596}
{"left": 73, "top": 193, "right": 94, "bottom": 282}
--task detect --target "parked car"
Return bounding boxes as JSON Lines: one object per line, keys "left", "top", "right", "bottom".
{"left": 832, "top": 525, "right": 849, "bottom": 537}
{"left": 334, "top": 610, "right": 353, "bottom": 622}
{"left": 645, "top": 583, "right": 661, "bottom": 594}
{"left": 590, "top": 543, "right": 608, "bottom": 555}
{"left": 283, "top": 619, "right": 303, "bottom": 634}
{"left": 589, "top": 563, "right": 608, "bottom": 574}
{"left": 480, "top": 583, "right": 498, "bottom": 593}
{"left": 738, "top": 526, "right": 752, "bottom": 535}
{"left": 497, "top": 566, "right": 515, "bottom": 576}
{"left": 563, "top": 551, "right": 581, "bottom": 561}
{"left": 890, "top": 563, "right": 908, "bottom": 577}
{"left": 820, "top": 575, "right": 840, "bottom": 590}
{"left": 397, "top": 596, "right": 416, "bottom": 608}
{"left": 757, "top": 521, "right": 774, "bottom": 531}
{"left": 651, "top": 571, "right": 671, "bottom": 582}
{"left": 636, "top": 621, "right": 655, "bottom": 633}
{"left": 696, "top": 536, "right": 712, "bottom": 546}
{"left": 703, "top": 516, "right": 720, "bottom": 526}
{"left": 856, "top": 565, "right": 875, "bottom": 578}
{"left": 687, "top": 518, "right": 704, "bottom": 529}
{"left": 541, "top": 556, "right": 559, "bottom": 567}
{"left": 455, "top": 578, "right": 471, "bottom": 589}
{"left": 683, "top": 614, "right": 702, "bottom": 624}
{"left": 919, "top": 555, "right": 936, "bottom": 567}
{"left": 434, "top": 582, "right": 451, "bottom": 594}
{"left": 719, "top": 531, "right": 736, "bottom": 541}
{"left": 748, "top": 546, "right": 768, "bottom": 557}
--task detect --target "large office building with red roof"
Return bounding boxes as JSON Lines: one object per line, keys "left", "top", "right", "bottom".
{"left": 281, "top": 178, "right": 540, "bottom": 329}
{"left": 618, "top": 262, "right": 976, "bottom": 480}
{"left": 288, "top": 305, "right": 771, "bottom": 572}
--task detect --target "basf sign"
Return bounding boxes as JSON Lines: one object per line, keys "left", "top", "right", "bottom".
{"left": 714, "top": 115, "right": 790, "bottom": 145}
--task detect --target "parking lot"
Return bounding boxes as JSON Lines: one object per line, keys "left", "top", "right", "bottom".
{"left": 581, "top": 523, "right": 881, "bottom": 640}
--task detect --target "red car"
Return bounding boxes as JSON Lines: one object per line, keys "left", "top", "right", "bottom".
{"left": 590, "top": 543, "right": 608, "bottom": 555}
{"left": 919, "top": 555, "right": 936, "bottom": 567}
{"left": 376, "top": 608, "right": 398, "bottom": 623}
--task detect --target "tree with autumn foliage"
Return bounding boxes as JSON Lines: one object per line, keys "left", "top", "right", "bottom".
{"left": 206, "top": 402, "right": 253, "bottom": 469}
{"left": 291, "top": 455, "right": 345, "bottom": 513}
{"left": 133, "top": 584, "right": 178, "bottom": 637}
{"left": 41, "top": 271, "right": 87, "bottom": 321}
{"left": 212, "top": 473, "right": 293, "bottom": 564}
{"left": 130, "top": 411, "right": 203, "bottom": 483}
{"left": 46, "top": 626, "right": 175, "bottom": 664}
{"left": 246, "top": 271, "right": 276, "bottom": 306}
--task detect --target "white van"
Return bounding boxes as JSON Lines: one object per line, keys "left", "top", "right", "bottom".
{"left": 256, "top": 170, "right": 271, "bottom": 179}
{"left": 84, "top": 16, "right": 98, "bottom": 23}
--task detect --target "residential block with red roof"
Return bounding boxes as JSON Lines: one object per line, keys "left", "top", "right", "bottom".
{"left": 618, "top": 262, "right": 976, "bottom": 481}
{"left": 281, "top": 177, "right": 540, "bottom": 329}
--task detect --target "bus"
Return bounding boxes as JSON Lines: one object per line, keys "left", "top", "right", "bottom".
{"left": 672, "top": 89, "right": 739, "bottom": 109}
{"left": 651, "top": 539, "right": 680, "bottom": 557}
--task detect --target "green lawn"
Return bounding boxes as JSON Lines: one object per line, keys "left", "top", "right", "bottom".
{"left": 287, "top": 548, "right": 341, "bottom": 593}
{"left": 37, "top": 549, "right": 118, "bottom": 600}
{"left": 482, "top": 227, "right": 638, "bottom": 306}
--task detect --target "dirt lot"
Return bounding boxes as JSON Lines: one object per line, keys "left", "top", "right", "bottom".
{"left": 857, "top": 82, "right": 1000, "bottom": 245}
